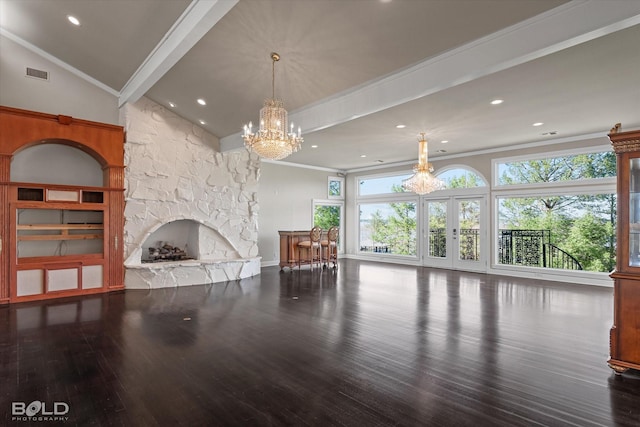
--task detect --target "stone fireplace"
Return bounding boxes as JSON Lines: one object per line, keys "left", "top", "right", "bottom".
{"left": 121, "top": 97, "right": 260, "bottom": 289}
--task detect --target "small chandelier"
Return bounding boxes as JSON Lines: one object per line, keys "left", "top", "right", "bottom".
{"left": 242, "top": 52, "right": 303, "bottom": 160}
{"left": 402, "top": 133, "right": 445, "bottom": 194}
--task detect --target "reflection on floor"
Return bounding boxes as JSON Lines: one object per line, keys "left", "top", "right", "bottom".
{"left": 1, "top": 259, "right": 639, "bottom": 426}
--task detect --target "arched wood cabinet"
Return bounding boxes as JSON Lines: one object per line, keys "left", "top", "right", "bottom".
{"left": 0, "top": 106, "right": 125, "bottom": 304}
{"left": 609, "top": 125, "right": 640, "bottom": 374}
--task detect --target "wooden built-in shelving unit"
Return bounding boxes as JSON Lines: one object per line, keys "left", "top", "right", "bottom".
{"left": 0, "top": 106, "right": 125, "bottom": 304}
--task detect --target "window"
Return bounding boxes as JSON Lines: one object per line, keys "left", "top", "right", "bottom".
{"left": 359, "top": 201, "right": 417, "bottom": 256}
{"left": 357, "top": 172, "right": 419, "bottom": 257}
{"left": 359, "top": 173, "right": 412, "bottom": 196}
{"left": 436, "top": 167, "right": 486, "bottom": 189}
{"left": 313, "top": 199, "right": 344, "bottom": 252}
{"left": 328, "top": 176, "right": 344, "bottom": 199}
{"left": 497, "top": 194, "right": 616, "bottom": 272}
{"left": 494, "top": 148, "right": 616, "bottom": 273}
{"left": 496, "top": 150, "right": 616, "bottom": 186}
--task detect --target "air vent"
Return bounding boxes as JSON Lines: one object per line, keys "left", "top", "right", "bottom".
{"left": 25, "top": 67, "right": 49, "bottom": 81}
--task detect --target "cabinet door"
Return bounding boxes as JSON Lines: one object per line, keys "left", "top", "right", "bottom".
{"left": 613, "top": 278, "right": 640, "bottom": 365}
{"left": 629, "top": 157, "right": 640, "bottom": 268}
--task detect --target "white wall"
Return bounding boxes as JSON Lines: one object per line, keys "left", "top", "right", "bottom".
{"left": 11, "top": 143, "right": 103, "bottom": 186}
{"left": 0, "top": 35, "right": 119, "bottom": 124}
{"left": 258, "top": 162, "right": 340, "bottom": 266}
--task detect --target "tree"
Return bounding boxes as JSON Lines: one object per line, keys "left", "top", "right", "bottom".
{"left": 314, "top": 205, "right": 340, "bottom": 230}
{"left": 369, "top": 210, "right": 388, "bottom": 249}
{"left": 564, "top": 213, "right": 614, "bottom": 272}
{"left": 447, "top": 172, "right": 483, "bottom": 189}
{"left": 366, "top": 185, "right": 417, "bottom": 255}
{"left": 386, "top": 200, "right": 417, "bottom": 255}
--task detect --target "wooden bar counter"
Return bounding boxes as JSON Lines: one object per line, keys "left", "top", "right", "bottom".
{"left": 279, "top": 230, "right": 321, "bottom": 271}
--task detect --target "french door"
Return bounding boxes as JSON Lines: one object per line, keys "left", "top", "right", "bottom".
{"left": 424, "top": 195, "right": 486, "bottom": 272}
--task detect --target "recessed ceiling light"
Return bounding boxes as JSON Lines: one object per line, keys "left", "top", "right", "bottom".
{"left": 490, "top": 99, "right": 503, "bottom": 105}
{"left": 168, "top": 102, "right": 176, "bottom": 108}
{"left": 199, "top": 120, "right": 206, "bottom": 125}
{"left": 197, "top": 98, "right": 206, "bottom": 106}
{"left": 533, "top": 122, "right": 544, "bottom": 126}
{"left": 360, "top": 154, "right": 367, "bottom": 158}
{"left": 67, "top": 15, "right": 80, "bottom": 26}
{"left": 311, "top": 145, "right": 318, "bottom": 148}
{"left": 441, "top": 140, "right": 448, "bottom": 144}
{"left": 396, "top": 124, "right": 406, "bottom": 129}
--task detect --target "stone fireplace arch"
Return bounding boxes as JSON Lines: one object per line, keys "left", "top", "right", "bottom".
{"left": 125, "top": 216, "right": 241, "bottom": 265}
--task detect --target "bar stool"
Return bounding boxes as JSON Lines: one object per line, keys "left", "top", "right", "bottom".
{"left": 298, "top": 226, "right": 322, "bottom": 270}
{"left": 321, "top": 226, "right": 339, "bottom": 269}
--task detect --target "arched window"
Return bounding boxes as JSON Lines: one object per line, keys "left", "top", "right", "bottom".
{"left": 436, "top": 167, "right": 486, "bottom": 189}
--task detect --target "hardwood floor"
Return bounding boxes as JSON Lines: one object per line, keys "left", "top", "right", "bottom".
{"left": 1, "top": 259, "right": 639, "bottom": 426}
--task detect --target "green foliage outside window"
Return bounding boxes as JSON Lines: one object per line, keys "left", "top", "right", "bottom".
{"left": 498, "top": 152, "right": 616, "bottom": 185}
{"left": 498, "top": 151, "right": 616, "bottom": 272}
{"left": 314, "top": 205, "right": 340, "bottom": 230}
{"left": 328, "top": 180, "right": 341, "bottom": 197}
{"left": 361, "top": 185, "right": 417, "bottom": 256}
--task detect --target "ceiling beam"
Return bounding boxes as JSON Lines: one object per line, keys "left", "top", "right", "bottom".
{"left": 118, "top": 0, "right": 238, "bottom": 108}
{"left": 221, "top": 0, "right": 640, "bottom": 152}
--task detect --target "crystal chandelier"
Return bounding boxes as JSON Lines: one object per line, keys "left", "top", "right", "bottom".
{"left": 242, "top": 52, "right": 303, "bottom": 160}
{"left": 402, "top": 133, "right": 445, "bottom": 194}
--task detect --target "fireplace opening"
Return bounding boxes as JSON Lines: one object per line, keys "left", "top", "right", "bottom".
{"left": 138, "top": 219, "right": 241, "bottom": 264}
{"left": 141, "top": 220, "right": 198, "bottom": 263}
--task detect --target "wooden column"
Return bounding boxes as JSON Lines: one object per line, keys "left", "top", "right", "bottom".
{"left": 105, "top": 165, "right": 125, "bottom": 290}
{"left": 0, "top": 154, "right": 10, "bottom": 304}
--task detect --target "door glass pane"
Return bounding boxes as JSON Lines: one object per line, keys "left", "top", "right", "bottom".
{"left": 458, "top": 200, "right": 480, "bottom": 261}
{"left": 428, "top": 201, "right": 447, "bottom": 258}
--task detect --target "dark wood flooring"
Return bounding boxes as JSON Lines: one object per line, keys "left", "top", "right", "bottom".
{"left": 1, "top": 259, "right": 639, "bottom": 426}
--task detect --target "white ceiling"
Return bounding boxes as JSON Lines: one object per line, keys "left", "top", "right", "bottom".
{"left": 1, "top": 0, "right": 639, "bottom": 171}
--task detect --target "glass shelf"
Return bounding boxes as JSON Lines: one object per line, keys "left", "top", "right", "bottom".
{"left": 629, "top": 158, "right": 640, "bottom": 266}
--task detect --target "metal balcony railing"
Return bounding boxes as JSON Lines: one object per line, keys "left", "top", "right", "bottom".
{"left": 426, "top": 228, "right": 582, "bottom": 270}
{"left": 498, "top": 229, "right": 582, "bottom": 270}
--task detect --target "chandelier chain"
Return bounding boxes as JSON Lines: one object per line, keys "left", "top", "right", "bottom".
{"left": 271, "top": 52, "right": 278, "bottom": 99}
